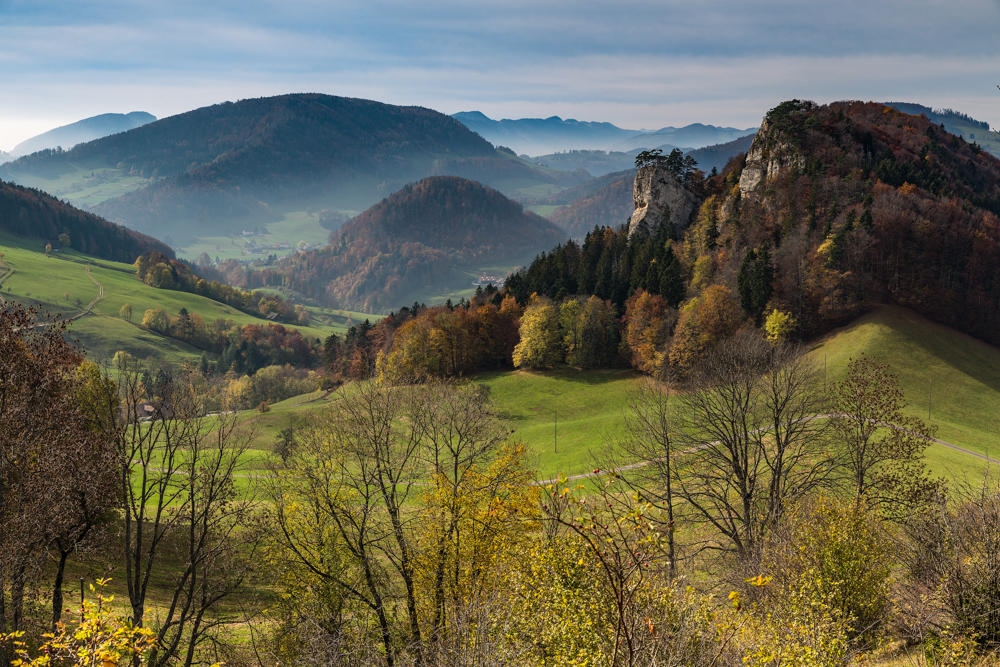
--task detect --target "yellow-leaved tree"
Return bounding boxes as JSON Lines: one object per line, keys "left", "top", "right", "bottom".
{"left": 512, "top": 294, "right": 561, "bottom": 369}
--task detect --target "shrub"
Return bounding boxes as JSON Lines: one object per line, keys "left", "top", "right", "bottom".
{"left": 758, "top": 495, "right": 893, "bottom": 644}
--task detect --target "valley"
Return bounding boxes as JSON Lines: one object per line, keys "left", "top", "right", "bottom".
{"left": 6, "top": 96, "right": 1000, "bottom": 667}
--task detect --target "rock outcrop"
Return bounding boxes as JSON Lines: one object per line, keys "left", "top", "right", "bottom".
{"left": 628, "top": 165, "right": 702, "bottom": 237}
{"left": 738, "top": 118, "right": 806, "bottom": 198}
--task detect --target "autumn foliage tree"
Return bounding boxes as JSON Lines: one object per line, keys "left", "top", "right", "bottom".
{"left": 0, "top": 306, "right": 116, "bottom": 647}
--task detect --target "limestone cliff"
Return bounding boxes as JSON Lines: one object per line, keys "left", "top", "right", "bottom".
{"left": 628, "top": 165, "right": 702, "bottom": 237}
{"left": 738, "top": 117, "right": 805, "bottom": 198}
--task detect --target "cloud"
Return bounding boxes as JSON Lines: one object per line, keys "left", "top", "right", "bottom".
{"left": 1, "top": 0, "right": 998, "bottom": 149}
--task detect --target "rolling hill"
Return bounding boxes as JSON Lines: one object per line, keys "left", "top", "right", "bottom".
{"left": 0, "top": 177, "right": 172, "bottom": 262}
{"left": 546, "top": 170, "right": 636, "bottom": 239}
{"left": 275, "top": 176, "right": 566, "bottom": 312}
{"left": 0, "top": 95, "right": 583, "bottom": 253}
{"left": 883, "top": 102, "right": 1000, "bottom": 158}
{"left": 10, "top": 112, "right": 156, "bottom": 157}
{"left": 0, "top": 227, "right": 355, "bottom": 365}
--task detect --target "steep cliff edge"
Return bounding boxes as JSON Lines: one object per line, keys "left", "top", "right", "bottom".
{"left": 738, "top": 116, "right": 806, "bottom": 198}
{"left": 628, "top": 165, "right": 702, "bottom": 236}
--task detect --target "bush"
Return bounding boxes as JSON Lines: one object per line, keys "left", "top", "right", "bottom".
{"left": 757, "top": 495, "right": 893, "bottom": 644}
{"left": 904, "top": 475, "right": 1000, "bottom": 645}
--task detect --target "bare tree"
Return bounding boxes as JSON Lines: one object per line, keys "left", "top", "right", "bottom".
{"left": 83, "top": 359, "right": 261, "bottom": 667}
{"left": 268, "top": 379, "right": 424, "bottom": 667}
{"left": 903, "top": 472, "right": 1000, "bottom": 645}
{"left": 675, "top": 330, "right": 833, "bottom": 562}
{"left": 605, "top": 377, "right": 680, "bottom": 577}
{"left": 407, "top": 382, "right": 519, "bottom": 646}
{"left": 265, "top": 380, "right": 530, "bottom": 667}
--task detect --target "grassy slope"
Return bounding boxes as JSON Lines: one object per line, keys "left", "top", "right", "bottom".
{"left": 246, "top": 305, "right": 1000, "bottom": 481}
{"left": 808, "top": 305, "right": 1000, "bottom": 479}
{"left": 7, "top": 156, "right": 152, "bottom": 206}
{"left": 0, "top": 230, "right": 359, "bottom": 363}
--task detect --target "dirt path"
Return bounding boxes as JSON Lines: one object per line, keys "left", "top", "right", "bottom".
{"left": 535, "top": 413, "right": 1000, "bottom": 485}
{"left": 68, "top": 265, "right": 104, "bottom": 320}
{"left": 0, "top": 256, "right": 12, "bottom": 305}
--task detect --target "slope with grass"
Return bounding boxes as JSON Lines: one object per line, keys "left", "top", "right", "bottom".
{"left": 236, "top": 305, "right": 1000, "bottom": 484}
{"left": 809, "top": 305, "right": 1000, "bottom": 479}
{"left": 0, "top": 230, "right": 357, "bottom": 363}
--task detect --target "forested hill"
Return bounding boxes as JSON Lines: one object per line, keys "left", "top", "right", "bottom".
{"left": 511, "top": 100, "right": 1000, "bottom": 358}
{"left": 275, "top": 176, "right": 565, "bottom": 312}
{"left": 0, "top": 179, "right": 173, "bottom": 261}
{"left": 547, "top": 170, "right": 636, "bottom": 239}
{"left": 1, "top": 94, "right": 499, "bottom": 233}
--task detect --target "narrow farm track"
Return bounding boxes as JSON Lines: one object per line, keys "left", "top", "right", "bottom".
{"left": 172, "top": 411, "right": 998, "bottom": 482}
{"left": 68, "top": 265, "right": 104, "bottom": 320}
{"left": 0, "top": 256, "right": 12, "bottom": 305}
{"left": 535, "top": 413, "right": 1000, "bottom": 485}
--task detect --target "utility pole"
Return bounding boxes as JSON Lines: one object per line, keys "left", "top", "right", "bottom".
{"left": 929, "top": 378, "right": 932, "bottom": 420}
{"left": 554, "top": 409, "right": 558, "bottom": 454}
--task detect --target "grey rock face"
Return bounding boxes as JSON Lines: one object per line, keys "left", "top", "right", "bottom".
{"left": 738, "top": 118, "right": 805, "bottom": 198}
{"left": 628, "top": 165, "right": 702, "bottom": 237}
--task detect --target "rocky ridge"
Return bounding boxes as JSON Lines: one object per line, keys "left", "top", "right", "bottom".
{"left": 627, "top": 165, "right": 702, "bottom": 237}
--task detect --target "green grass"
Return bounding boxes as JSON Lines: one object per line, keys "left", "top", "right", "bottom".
{"left": 240, "top": 305, "right": 1000, "bottom": 482}
{"left": 808, "top": 305, "right": 1000, "bottom": 479}
{"left": 474, "top": 368, "right": 643, "bottom": 480}
{"left": 6, "top": 156, "right": 153, "bottom": 206}
{"left": 0, "top": 230, "right": 367, "bottom": 363}
{"left": 525, "top": 204, "right": 564, "bottom": 216}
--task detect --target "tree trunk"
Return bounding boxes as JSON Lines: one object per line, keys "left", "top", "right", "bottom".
{"left": 51, "top": 548, "right": 71, "bottom": 629}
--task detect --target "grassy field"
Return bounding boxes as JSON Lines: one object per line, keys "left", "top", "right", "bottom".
{"left": 5, "top": 156, "right": 153, "bottom": 207}
{"left": 238, "top": 305, "right": 1000, "bottom": 482}
{"left": 808, "top": 305, "right": 1000, "bottom": 480}
{"left": 0, "top": 230, "right": 368, "bottom": 363}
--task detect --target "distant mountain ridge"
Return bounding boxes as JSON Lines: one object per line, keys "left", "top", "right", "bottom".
{"left": 0, "top": 95, "right": 585, "bottom": 243}
{"left": 452, "top": 111, "right": 758, "bottom": 156}
{"left": 10, "top": 112, "right": 155, "bottom": 157}
{"left": 605, "top": 123, "right": 756, "bottom": 153}
{"left": 452, "top": 111, "right": 636, "bottom": 155}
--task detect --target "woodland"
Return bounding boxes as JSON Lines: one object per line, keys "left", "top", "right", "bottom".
{"left": 0, "top": 180, "right": 172, "bottom": 262}
{"left": 4, "top": 298, "right": 1000, "bottom": 667}
{"left": 4, "top": 100, "right": 1000, "bottom": 667}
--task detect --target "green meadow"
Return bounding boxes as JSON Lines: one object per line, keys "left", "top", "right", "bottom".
{"left": 241, "top": 306, "right": 1000, "bottom": 483}
{"left": 0, "top": 230, "right": 370, "bottom": 363}
{"left": 809, "top": 305, "right": 1000, "bottom": 479}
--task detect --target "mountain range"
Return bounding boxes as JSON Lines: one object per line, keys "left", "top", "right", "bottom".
{"left": 451, "top": 111, "right": 757, "bottom": 156}
{"left": 9, "top": 112, "right": 156, "bottom": 158}
{"left": 0, "top": 95, "right": 587, "bottom": 248}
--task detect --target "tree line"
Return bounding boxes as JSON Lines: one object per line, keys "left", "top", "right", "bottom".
{"left": 5, "top": 301, "right": 1000, "bottom": 667}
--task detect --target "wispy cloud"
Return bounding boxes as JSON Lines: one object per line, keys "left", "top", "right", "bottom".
{"left": 1, "top": 0, "right": 998, "bottom": 149}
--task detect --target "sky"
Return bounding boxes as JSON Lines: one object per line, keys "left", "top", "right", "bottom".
{"left": 1, "top": 0, "right": 998, "bottom": 151}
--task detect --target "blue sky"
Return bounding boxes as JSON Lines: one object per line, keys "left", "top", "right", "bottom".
{"left": 1, "top": 0, "right": 998, "bottom": 150}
